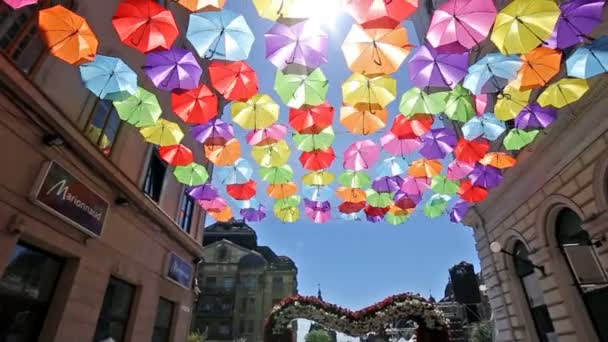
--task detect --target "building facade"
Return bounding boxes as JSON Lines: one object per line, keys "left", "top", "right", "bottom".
{"left": 193, "top": 221, "right": 298, "bottom": 342}
{"left": 0, "top": 1, "right": 208, "bottom": 341}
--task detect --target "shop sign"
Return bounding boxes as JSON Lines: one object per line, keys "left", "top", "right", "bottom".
{"left": 32, "top": 161, "right": 109, "bottom": 237}
{"left": 166, "top": 253, "right": 194, "bottom": 289}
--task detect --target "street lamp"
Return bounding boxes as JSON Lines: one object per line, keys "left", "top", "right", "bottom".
{"left": 490, "top": 242, "right": 546, "bottom": 276}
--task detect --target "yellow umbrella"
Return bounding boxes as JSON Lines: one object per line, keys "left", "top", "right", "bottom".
{"left": 251, "top": 140, "right": 291, "bottom": 167}
{"left": 491, "top": 0, "right": 560, "bottom": 55}
{"left": 204, "top": 139, "right": 242, "bottom": 166}
{"left": 342, "top": 73, "right": 397, "bottom": 108}
{"left": 232, "top": 94, "right": 280, "bottom": 129}
{"left": 495, "top": 85, "right": 531, "bottom": 121}
{"left": 274, "top": 206, "right": 300, "bottom": 223}
{"left": 140, "top": 119, "right": 184, "bottom": 146}
{"left": 340, "top": 104, "right": 388, "bottom": 135}
{"left": 267, "top": 182, "right": 299, "bottom": 199}
{"left": 252, "top": 0, "right": 298, "bottom": 20}
{"left": 538, "top": 78, "right": 589, "bottom": 109}
{"left": 409, "top": 159, "right": 442, "bottom": 178}
{"left": 302, "top": 171, "right": 334, "bottom": 186}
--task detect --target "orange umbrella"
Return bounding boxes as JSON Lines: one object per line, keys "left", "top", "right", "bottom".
{"left": 336, "top": 187, "right": 367, "bottom": 203}
{"left": 209, "top": 206, "right": 233, "bottom": 222}
{"left": 513, "top": 47, "right": 562, "bottom": 90}
{"left": 177, "top": 0, "right": 226, "bottom": 11}
{"left": 409, "top": 159, "right": 442, "bottom": 178}
{"left": 340, "top": 104, "right": 388, "bottom": 135}
{"left": 341, "top": 24, "right": 413, "bottom": 75}
{"left": 267, "top": 182, "right": 299, "bottom": 199}
{"left": 479, "top": 152, "right": 517, "bottom": 169}
{"left": 39, "top": 5, "right": 99, "bottom": 65}
{"left": 204, "top": 138, "right": 242, "bottom": 166}
{"left": 389, "top": 205, "right": 414, "bottom": 216}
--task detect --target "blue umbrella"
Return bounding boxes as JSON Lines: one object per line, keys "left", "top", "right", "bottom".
{"left": 376, "top": 157, "right": 408, "bottom": 177}
{"left": 566, "top": 36, "right": 608, "bottom": 79}
{"left": 303, "top": 185, "right": 333, "bottom": 202}
{"left": 187, "top": 10, "right": 255, "bottom": 61}
{"left": 79, "top": 55, "right": 138, "bottom": 101}
{"left": 216, "top": 158, "right": 253, "bottom": 184}
{"left": 462, "top": 113, "right": 506, "bottom": 141}
{"left": 463, "top": 53, "right": 522, "bottom": 94}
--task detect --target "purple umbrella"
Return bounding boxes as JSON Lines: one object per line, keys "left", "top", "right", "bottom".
{"left": 515, "top": 103, "right": 557, "bottom": 129}
{"left": 265, "top": 19, "right": 328, "bottom": 69}
{"left": 241, "top": 205, "right": 267, "bottom": 222}
{"left": 191, "top": 118, "right": 235, "bottom": 144}
{"left": 304, "top": 199, "right": 331, "bottom": 223}
{"left": 547, "top": 0, "right": 605, "bottom": 49}
{"left": 400, "top": 176, "right": 430, "bottom": 197}
{"left": 188, "top": 184, "right": 218, "bottom": 200}
{"left": 408, "top": 44, "right": 469, "bottom": 89}
{"left": 447, "top": 160, "right": 475, "bottom": 180}
{"left": 449, "top": 200, "right": 470, "bottom": 223}
{"left": 144, "top": 48, "right": 202, "bottom": 91}
{"left": 420, "top": 128, "right": 458, "bottom": 159}
{"left": 469, "top": 164, "right": 503, "bottom": 189}
{"left": 366, "top": 215, "right": 384, "bottom": 223}
{"left": 372, "top": 176, "right": 402, "bottom": 193}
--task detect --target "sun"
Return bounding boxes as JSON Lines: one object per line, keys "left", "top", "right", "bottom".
{"left": 292, "top": 0, "right": 345, "bottom": 30}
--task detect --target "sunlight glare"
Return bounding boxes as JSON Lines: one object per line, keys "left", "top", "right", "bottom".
{"left": 293, "top": 0, "right": 345, "bottom": 30}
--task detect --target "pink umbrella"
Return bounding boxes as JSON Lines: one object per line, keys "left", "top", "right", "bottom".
{"left": 426, "top": 0, "right": 497, "bottom": 53}
{"left": 474, "top": 94, "right": 488, "bottom": 115}
{"left": 246, "top": 124, "right": 288, "bottom": 146}
{"left": 447, "top": 160, "right": 475, "bottom": 180}
{"left": 304, "top": 199, "right": 332, "bottom": 224}
{"left": 198, "top": 197, "right": 228, "bottom": 212}
{"left": 3, "top": 0, "right": 37, "bottom": 9}
{"left": 343, "top": 140, "right": 380, "bottom": 171}
{"left": 400, "top": 176, "right": 430, "bottom": 197}
{"left": 380, "top": 133, "right": 422, "bottom": 156}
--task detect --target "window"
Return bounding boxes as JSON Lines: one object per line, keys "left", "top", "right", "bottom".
{"left": 178, "top": 189, "right": 195, "bottom": 233}
{"left": 85, "top": 99, "right": 121, "bottom": 156}
{"left": 240, "top": 275, "right": 257, "bottom": 290}
{"left": 272, "top": 276, "right": 284, "bottom": 291}
{"left": 205, "top": 277, "right": 217, "bottom": 289}
{"left": 223, "top": 277, "right": 234, "bottom": 290}
{"left": 240, "top": 297, "right": 255, "bottom": 313}
{"left": 143, "top": 148, "right": 167, "bottom": 202}
{"left": 151, "top": 298, "right": 174, "bottom": 342}
{"left": 94, "top": 277, "right": 136, "bottom": 342}
{"left": 200, "top": 296, "right": 214, "bottom": 312}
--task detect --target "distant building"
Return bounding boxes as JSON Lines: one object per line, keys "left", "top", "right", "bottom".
{"left": 308, "top": 286, "right": 338, "bottom": 342}
{"left": 193, "top": 221, "right": 298, "bottom": 342}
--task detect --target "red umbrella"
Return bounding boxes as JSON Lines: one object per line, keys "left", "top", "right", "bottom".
{"left": 227, "top": 180, "right": 257, "bottom": 200}
{"left": 289, "top": 103, "right": 334, "bottom": 133}
{"left": 391, "top": 114, "right": 434, "bottom": 139}
{"left": 159, "top": 144, "right": 194, "bottom": 166}
{"left": 364, "top": 205, "right": 390, "bottom": 217}
{"left": 454, "top": 138, "right": 490, "bottom": 163}
{"left": 208, "top": 60, "right": 258, "bottom": 102}
{"left": 172, "top": 84, "right": 218, "bottom": 124}
{"left": 299, "top": 147, "right": 336, "bottom": 171}
{"left": 459, "top": 180, "right": 488, "bottom": 203}
{"left": 339, "top": 201, "right": 366, "bottom": 214}
{"left": 346, "top": 0, "right": 419, "bottom": 29}
{"left": 112, "top": 0, "right": 179, "bottom": 53}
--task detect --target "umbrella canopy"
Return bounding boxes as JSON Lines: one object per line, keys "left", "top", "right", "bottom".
{"left": 274, "top": 68, "right": 328, "bottom": 108}
{"left": 376, "top": 157, "right": 408, "bottom": 177}
{"left": 463, "top": 53, "right": 523, "bottom": 95}
{"left": 209, "top": 206, "right": 233, "bottom": 222}
{"left": 431, "top": 175, "right": 460, "bottom": 195}
{"left": 386, "top": 212, "right": 410, "bottom": 225}
{"left": 341, "top": 24, "right": 413, "bottom": 75}
{"left": 112, "top": 0, "right": 179, "bottom": 53}
{"left": 365, "top": 206, "right": 389, "bottom": 222}
{"left": 304, "top": 199, "right": 331, "bottom": 224}
{"left": 342, "top": 74, "right": 397, "bottom": 108}
{"left": 204, "top": 138, "right": 242, "bottom": 166}
{"left": 409, "top": 159, "right": 442, "bottom": 178}
{"left": 454, "top": 137, "right": 490, "bottom": 163}
{"left": 503, "top": 129, "right": 540, "bottom": 150}
{"left": 303, "top": 186, "right": 333, "bottom": 202}
{"left": 252, "top": 0, "right": 298, "bottom": 21}
{"left": 217, "top": 158, "right": 253, "bottom": 184}
{"left": 339, "top": 170, "right": 372, "bottom": 188}
{"left": 475, "top": 94, "right": 488, "bottom": 115}
{"left": 345, "top": 0, "right": 418, "bottom": 28}
{"left": 340, "top": 104, "right": 388, "bottom": 135}
{"left": 39, "top": 5, "right": 98, "bottom": 65}
{"left": 177, "top": 0, "right": 226, "bottom": 11}
{"left": 4, "top": 0, "right": 37, "bottom": 9}
{"left": 424, "top": 194, "right": 451, "bottom": 218}
{"left": 302, "top": 171, "right": 335, "bottom": 186}
{"left": 566, "top": 37, "right": 608, "bottom": 79}
{"left": 391, "top": 114, "right": 434, "bottom": 139}
{"left": 444, "top": 85, "right": 475, "bottom": 123}
{"left": 462, "top": 113, "right": 506, "bottom": 141}
{"left": 480, "top": 152, "right": 517, "bottom": 169}
{"left": 547, "top": 0, "right": 605, "bottom": 49}
{"left": 400, "top": 176, "right": 430, "bottom": 197}
{"left": 251, "top": 140, "right": 291, "bottom": 167}
{"left": 260, "top": 165, "right": 294, "bottom": 184}
{"left": 227, "top": 180, "right": 257, "bottom": 200}
{"left": 208, "top": 60, "right": 259, "bottom": 102}
{"left": 274, "top": 206, "right": 300, "bottom": 223}
{"left": 232, "top": 94, "right": 280, "bottom": 129}
{"left": 394, "top": 191, "right": 420, "bottom": 209}
{"left": 449, "top": 200, "right": 470, "bottom": 223}
{"left": 247, "top": 124, "right": 288, "bottom": 146}
{"left": 366, "top": 190, "right": 393, "bottom": 207}
{"left": 420, "top": 128, "right": 458, "bottom": 159}
{"left": 380, "top": 133, "right": 422, "bottom": 156}
{"left": 469, "top": 164, "right": 503, "bottom": 189}
{"left": 202, "top": 197, "right": 229, "bottom": 214}
{"left": 289, "top": 103, "right": 334, "bottom": 133}
{"left": 372, "top": 176, "right": 403, "bottom": 193}
{"left": 515, "top": 103, "right": 557, "bottom": 129}
{"left": 191, "top": 118, "right": 234, "bottom": 145}
{"left": 293, "top": 126, "right": 335, "bottom": 152}
{"left": 399, "top": 87, "right": 447, "bottom": 116}
{"left": 495, "top": 86, "right": 531, "bottom": 121}
{"left": 408, "top": 44, "right": 469, "bottom": 89}
{"left": 513, "top": 47, "right": 562, "bottom": 90}
{"left": 336, "top": 187, "right": 367, "bottom": 202}
{"left": 187, "top": 9, "right": 254, "bottom": 61}
{"left": 537, "top": 78, "right": 589, "bottom": 108}
{"left": 113, "top": 87, "right": 161, "bottom": 127}
{"left": 339, "top": 201, "right": 366, "bottom": 214}
{"left": 265, "top": 19, "right": 328, "bottom": 69}
{"left": 144, "top": 48, "right": 202, "bottom": 91}
{"left": 240, "top": 205, "right": 266, "bottom": 222}
{"left": 459, "top": 179, "right": 488, "bottom": 203}
{"left": 267, "top": 182, "right": 298, "bottom": 199}
{"left": 172, "top": 84, "right": 218, "bottom": 125}
{"left": 174, "top": 163, "right": 209, "bottom": 186}
{"left": 343, "top": 140, "right": 380, "bottom": 171}
{"left": 159, "top": 144, "right": 193, "bottom": 166}
{"left": 80, "top": 55, "right": 138, "bottom": 101}
{"left": 189, "top": 184, "right": 218, "bottom": 201}
{"left": 447, "top": 159, "right": 475, "bottom": 180}
{"left": 426, "top": 0, "right": 497, "bottom": 53}
{"left": 140, "top": 119, "right": 184, "bottom": 146}
{"left": 299, "top": 147, "right": 336, "bottom": 171}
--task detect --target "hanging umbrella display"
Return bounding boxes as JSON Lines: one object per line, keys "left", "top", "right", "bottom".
{"left": 454, "top": 138, "right": 490, "bottom": 163}
{"left": 342, "top": 74, "right": 397, "bottom": 108}
{"left": 4, "top": 0, "right": 37, "bottom": 9}
{"left": 394, "top": 191, "right": 419, "bottom": 209}
{"left": 366, "top": 190, "right": 393, "bottom": 207}
{"left": 303, "top": 186, "right": 333, "bottom": 202}
{"left": 240, "top": 204, "right": 267, "bottom": 222}
{"left": 140, "top": 119, "right": 184, "bottom": 146}
{"left": 113, "top": 87, "right": 161, "bottom": 127}
{"left": 267, "top": 182, "right": 298, "bottom": 199}
{"left": 174, "top": 162, "right": 209, "bottom": 186}
{"left": 449, "top": 200, "right": 470, "bottom": 223}
{"left": 537, "top": 78, "right": 589, "bottom": 109}
{"left": 177, "top": 0, "right": 226, "bottom": 11}
{"left": 380, "top": 133, "right": 422, "bottom": 156}
{"left": 275, "top": 206, "right": 300, "bottom": 223}
{"left": 480, "top": 152, "right": 517, "bottom": 169}
{"left": 339, "top": 170, "right": 372, "bottom": 188}
{"left": 339, "top": 201, "right": 366, "bottom": 214}
{"left": 260, "top": 165, "right": 294, "bottom": 184}
{"left": 191, "top": 118, "right": 235, "bottom": 145}
{"left": 227, "top": 180, "right": 257, "bottom": 200}
{"left": 251, "top": 140, "right": 291, "bottom": 167}
{"left": 424, "top": 194, "right": 451, "bottom": 218}
{"left": 304, "top": 199, "right": 331, "bottom": 224}
{"left": 336, "top": 187, "right": 367, "bottom": 202}
{"left": 408, "top": 44, "right": 469, "bottom": 89}
{"left": 431, "top": 175, "right": 460, "bottom": 195}
{"left": 204, "top": 138, "right": 242, "bottom": 166}
{"left": 386, "top": 212, "right": 410, "bottom": 225}
{"left": 376, "top": 157, "right": 408, "bottom": 177}
{"left": 459, "top": 179, "right": 488, "bottom": 203}
{"left": 444, "top": 85, "right": 475, "bottom": 123}
{"left": 495, "top": 86, "right": 531, "bottom": 121}
{"left": 420, "top": 128, "right": 458, "bottom": 160}
{"left": 172, "top": 84, "right": 218, "bottom": 125}
{"left": 247, "top": 124, "right": 288, "bottom": 146}
{"left": 252, "top": 0, "right": 298, "bottom": 21}
{"left": 503, "top": 129, "right": 540, "bottom": 150}
{"left": 302, "top": 171, "right": 335, "bottom": 186}
{"left": 409, "top": 159, "right": 442, "bottom": 178}
{"left": 566, "top": 37, "right": 608, "bottom": 80}
{"left": 187, "top": 9, "right": 255, "bottom": 61}
{"left": 201, "top": 197, "right": 229, "bottom": 213}
{"left": 343, "top": 140, "right": 380, "bottom": 171}
{"left": 265, "top": 19, "right": 328, "bottom": 69}
{"left": 189, "top": 183, "right": 218, "bottom": 201}
{"left": 345, "top": 0, "right": 418, "bottom": 28}
{"left": 447, "top": 159, "right": 475, "bottom": 180}
{"left": 515, "top": 103, "right": 557, "bottom": 129}
{"left": 391, "top": 114, "right": 434, "bottom": 139}
{"left": 365, "top": 205, "right": 389, "bottom": 222}
{"left": 475, "top": 94, "right": 488, "bottom": 115}
{"left": 399, "top": 87, "right": 447, "bottom": 116}
{"left": 513, "top": 47, "right": 562, "bottom": 90}
{"left": 340, "top": 104, "right": 388, "bottom": 135}
{"left": 208, "top": 60, "right": 259, "bottom": 102}
{"left": 299, "top": 147, "right": 336, "bottom": 171}
{"left": 462, "top": 113, "right": 506, "bottom": 141}
{"left": 217, "top": 158, "right": 253, "bottom": 184}
{"left": 274, "top": 68, "right": 328, "bottom": 108}
{"left": 400, "top": 176, "right": 430, "bottom": 197}
{"left": 209, "top": 206, "right": 232, "bottom": 221}
{"left": 289, "top": 103, "right": 334, "bottom": 133}
{"left": 372, "top": 176, "right": 403, "bottom": 193}
{"left": 275, "top": 195, "right": 302, "bottom": 209}
{"left": 232, "top": 94, "right": 280, "bottom": 129}
{"left": 547, "top": 0, "right": 605, "bottom": 49}
{"left": 426, "top": 0, "right": 497, "bottom": 53}
{"left": 144, "top": 48, "right": 202, "bottom": 91}
{"left": 80, "top": 55, "right": 138, "bottom": 101}
{"left": 341, "top": 24, "right": 413, "bottom": 75}
{"left": 469, "top": 164, "right": 503, "bottom": 189}
{"left": 159, "top": 144, "right": 193, "bottom": 166}
{"left": 463, "top": 53, "right": 523, "bottom": 95}
{"left": 293, "top": 126, "right": 335, "bottom": 152}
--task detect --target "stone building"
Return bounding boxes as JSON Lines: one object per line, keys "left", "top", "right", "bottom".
{"left": 193, "top": 221, "right": 298, "bottom": 342}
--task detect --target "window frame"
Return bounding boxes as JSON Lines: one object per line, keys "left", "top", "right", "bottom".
{"left": 177, "top": 187, "right": 195, "bottom": 233}
{"left": 151, "top": 297, "right": 174, "bottom": 342}
{"left": 94, "top": 276, "right": 137, "bottom": 342}
{"left": 84, "top": 98, "right": 123, "bottom": 156}
{"left": 142, "top": 147, "right": 167, "bottom": 203}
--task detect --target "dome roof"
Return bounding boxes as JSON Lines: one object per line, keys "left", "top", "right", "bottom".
{"left": 238, "top": 253, "right": 267, "bottom": 270}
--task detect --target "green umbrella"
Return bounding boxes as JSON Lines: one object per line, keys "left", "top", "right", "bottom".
{"left": 424, "top": 194, "right": 450, "bottom": 218}
{"left": 260, "top": 165, "right": 294, "bottom": 184}
{"left": 274, "top": 68, "right": 328, "bottom": 108}
{"left": 366, "top": 189, "right": 393, "bottom": 208}
{"left": 339, "top": 171, "right": 371, "bottom": 188}
{"left": 444, "top": 85, "right": 475, "bottom": 123}
{"left": 503, "top": 129, "right": 539, "bottom": 151}
{"left": 274, "top": 195, "right": 302, "bottom": 210}
{"left": 386, "top": 212, "right": 410, "bottom": 225}
{"left": 113, "top": 87, "right": 162, "bottom": 128}
{"left": 293, "top": 126, "right": 335, "bottom": 152}
{"left": 173, "top": 163, "right": 209, "bottom": 186}
{"left": 431, "top": 175, "right": 460, "bottom": 195}
{"left": 399, "top": 87, "right": 447, "bottom": 117}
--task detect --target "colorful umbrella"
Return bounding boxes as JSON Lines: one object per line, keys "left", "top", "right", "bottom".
{"left": 447, "top": 160, "right": 475, "bottom": 180}
{"left": 399, "top": 87, "right": 447, "bottom": 116}
{"left": 275, "top": 195, "right": 302, "bottom": 210}
{"left": 503, "top": 129, "right": 539, "bottom": 150}
{"left": 463, "top": 53, "right": 523, "bottom": 95}
{"left": 208, "top": 60, "right": 259, "bottom": 102}
{"left": 172, "top": 84, "right": 218, "bottom": 125}
{"left": 515, "top": 103, "right": 557, "bottom": 129}
{"left": 391, "top": 114, "right": 434, "bottom": 139}
{"left": 227, "top": 180, "right": 257, "bottom": 200}
{"left": 275, "top": 68, "right": 328, "bottom": 108}
{"left": 480, "top": 152, "right": 517, "bottom": 169}
{"left": 187, "top": 9, "right": 254, "bottom": 61}
{"left": 342, "top": 74, "right": 396, "bottom": 108}
{"left": 547, "top": 0, "right": 605, "bottom": 49}
{"left": 444, "top": 84, "right": 475, "bottom": 123}
{"left": 513, "top": 47, "right": 562, "bottom": 90}
{"left": 275, "top": 206, "right": 300, "bottom": 223}
{"left": 232, "top": 94, "right": 280, "bottom": 129}
{"left": 424, "top": 194, "right": 450, "bottom": 218}
{"left": 198, "top": 196, "right": 228, "bottom": 212}
{"left": 343, "top": 140, "right": 380, "bottom": 171}
{"left": 376, "top": 157, "right": 408, "bottom": 177}
{"left": 260, "top": 165, "right": 294, "bottom": 184}
{"left": 339, "top": 201, "right": 366, "bottom": 214}
{"left": 4, "top": 0, "right": 37, "bottom": 9}
{"left": 144, "top": 48, "right": 202, "bottom": 91}
{"left": 304, "top": 199, "right": 331, "bottom": 224}
{"left": 217, "top": 158, "right": 253, "bottom": 184}
{"left": 80, "top": 55, "right": 138, "bottom": 101}
{"left": 252, "top": 0, "right": 297, "bottom": 21}
{"left": 267, "top": 182, "right": 299, "bottom": 199}
{"left": 372, "top": 176, "right": 402, "bottom": 193}
{"left": 189, "top": 183, "right": 218, "bottom": 201}
{"left": 340, "top": 104, "right": 388, "bottom": 135}
{"left": 159, "top": 144, "right": 193, "bottom": 166}
{"left": 426, "top": 0, "right": 497, "bottom": 53}
{"left": 209, "top": 206, "right": 233, "bottom": 222}
{"left": 475, "top": 94, "right": 488, "bottom": 115}
{"left": 459, "top": 179, "right": 488, "bottom": 203}
{"left": 293, "top": 126, "right": 335, "bottom": 152}
{"left": 177, "top": 0, "right": 226, "bottom": 11}
{"left": 302, "top": 171, "right": 335, "bottom": 186}
{"left": 303, "top": 186, "right": 333, "bottom": 202}
{"left": 394, "top": 192, "right": 419, "bottom": 209}
{"left": 251, "top": 140, "right": 291, "bottom": 167}
{"left": 247, "top": 124, "right": 288, "bottom": 146}
{"left": 241, "top": 204, "right": 267, "bottom": 222}
{"left": 191, "top": 118, "right": 235, "bottom": 145}
{"left": 449, "top": 200, "right": 470, "bottom": 223}
{"left": 566, "top": 37, "right": 608, "bottom": 79}
{"left": 345, "top": 0, "right": 418, "bottom": 28}
{"left": 537, "top": 78, "right": 589, "bottom": 109}
{"left": 289, "top": 103, "right": 334, "bottom": 133}
{"left": 408, "top": 44, "right": 469, "bottom": 89}
{"left": 140, "top": 119, "right": 184, "bottom": 146}
{"left": 380, "top": 133, "right": 422, "bottom": 156}
{"left": 431, "top": 175, "right": 460, "bottom": 195}
{"left": 400, "top": 176, "right": 430, "bottom": 197}
{"left": 336, "top": 187, "right": 367, "bottom": 202}
{"left": 113, "top": 87, "right": 161, "bottom": 127}
{"left": 339, "top": 170, "right": 372, "bottom": 188}
{"left": 462, "top": 113, "right": 506, "bottom": 141}
{"left": 454, "top": 138, "right": 490, "bottom": 163}
{"left": 299, "top": 147, "right": 336, "bottom": 171}
{"left": 112, "top": 0, "right": 179, "bottom": 53}
{"left": 366, "top": 190, "right": 393, "bottom": 207}
{"left": 420, "top": 128, "right": 458, "bottom": 159}
{"left": 265, "top": 19, "right": 328, "bottom": 69}
{"left": 341, "top": 24, "right": 413, "bottom": 75}
{"left": 204, "top": 138, "right": 242, "bottom": 166}
{"left": 386, "top": 212, "right": 410, "bottom": 225}
{"left": 495, "top": 86, "right": 531, "bottom": 121}
{"left": 469, "top": 164, "right": 503, "bottom": 189}
{"left": 409, "top": 159, "right": 442, "bottom": 178}
{"left": 365, "top": 207, "right": 388, "bottom": 222}
{"left": 174, "top": 163, "right": 209, "bottom": 186}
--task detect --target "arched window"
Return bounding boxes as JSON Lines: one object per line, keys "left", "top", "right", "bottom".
{"left": 513, "top": 241, "right": 556, "bottom": 342}
{"left": 555, "top": 208, "right": 608, "bottom": 341}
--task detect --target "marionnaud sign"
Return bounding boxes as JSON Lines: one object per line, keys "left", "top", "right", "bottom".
{"left": 32, "top": 161, "right": 109, "bottom": 237}
{"left": 166, "top": 253, "right": 194, "bottom": 289}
